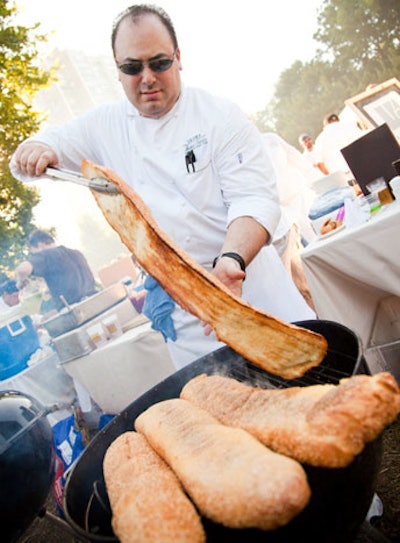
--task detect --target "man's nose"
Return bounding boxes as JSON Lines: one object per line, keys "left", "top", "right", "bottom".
{"left": 141, "top": 66, "right": 157, "bottom": 85}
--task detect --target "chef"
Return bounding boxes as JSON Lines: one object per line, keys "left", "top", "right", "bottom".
{"left": 10, "top": 4, "right": 314, "bottom": 369}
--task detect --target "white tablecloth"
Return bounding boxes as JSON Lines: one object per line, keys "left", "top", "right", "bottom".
{"left": 61, "top": 322, "right": 175, "bottom": 414}
{"left": 301, "top": 202, "right": 400, "bottom": 378}
{"left": 0, "top": 352, "right": 76, "bottom": 408}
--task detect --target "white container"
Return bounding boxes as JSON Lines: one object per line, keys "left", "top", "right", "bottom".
{"left": 0, "top": 353, "right": 76, "bottom": 407}
{"left": 52, "top": 298, "right": 139, "bottom": 363}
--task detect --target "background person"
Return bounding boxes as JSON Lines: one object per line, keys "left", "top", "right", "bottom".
{"left": 0, "top": 279, "right": 20, "bottom": 311}
{"left": 15, "top": 229, "right": 97, "bottom": 312}
{"left": 10, "top": 4, "right": 315, "bottom": 369}
{"left": 314, "top": 113, "right": 365, "bottom": 175}
{"left": 262, "top": 132, "right": 317, "bottom": 245}
{"left": 298, "top": 133, "right": 328, "bottom": 176}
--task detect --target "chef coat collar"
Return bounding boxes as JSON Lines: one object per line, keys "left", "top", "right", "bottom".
{"left": 125, "top": 84, "right": 186, "bottom": 121}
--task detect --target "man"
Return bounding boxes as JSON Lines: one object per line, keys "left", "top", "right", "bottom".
{"left": 15, "top": 230, "right": 97, "bottom": 312}
{"left": 11, "top": 5, "right": 314, "bottom": 368}
{"left": 314, "top": 113, "right": 364, "bottom": 174}
{"left": 0, "top": 279, "right": 20, "bottom": 311}
{"left": 298, "top": 133, "right": 328, "bottom": 176}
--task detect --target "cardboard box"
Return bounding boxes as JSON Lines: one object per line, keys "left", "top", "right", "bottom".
{"left": 97, "top": 255, "right": 139, "bottom": 287}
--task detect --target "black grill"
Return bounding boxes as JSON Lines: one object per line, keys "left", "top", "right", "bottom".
{"left": 62, "top": 320, "right": 380, "bottom": 543}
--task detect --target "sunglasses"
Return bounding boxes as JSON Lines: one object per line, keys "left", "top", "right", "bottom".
{"left": 118, "top": 52, "right": 176, "bottom": 76}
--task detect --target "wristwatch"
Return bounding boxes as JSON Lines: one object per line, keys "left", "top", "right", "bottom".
{"left": 212, "top": 252, "right": 246, "bottom": 272}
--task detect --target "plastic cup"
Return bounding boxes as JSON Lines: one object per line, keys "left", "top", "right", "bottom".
{"left": 365, "top": 193, "right": 382, "bottom": 214}
{"left": 102, "top": 314, "right": 122, "bottom": 339}
{"left": 86, "top": 323, "right": 108, "bottom": 348}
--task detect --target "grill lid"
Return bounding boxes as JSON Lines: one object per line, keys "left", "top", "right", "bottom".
{"left": 0, "top": 391, "right": 55, "bottom": 542}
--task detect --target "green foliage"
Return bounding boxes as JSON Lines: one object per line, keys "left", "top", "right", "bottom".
{"left": 254, "top": 0, "right": 400, "bottom": 149}
{"left": 0, "top": 0, "right": 54, "bottom": 276}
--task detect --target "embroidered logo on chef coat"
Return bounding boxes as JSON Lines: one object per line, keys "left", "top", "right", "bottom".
{"left": 184, "top": 134, "right": 208, "bottom": 173}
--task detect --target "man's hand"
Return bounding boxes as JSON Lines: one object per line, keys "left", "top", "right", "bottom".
{"left": 202, "top": 256, "right": 246, "bottom": 336}
{"left": 13, "top": 142, "right": 59, "bottom": 176}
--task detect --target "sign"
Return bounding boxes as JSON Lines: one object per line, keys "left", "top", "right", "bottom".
{"left": 345, "top": 78, "right": 400, "bottom": 142}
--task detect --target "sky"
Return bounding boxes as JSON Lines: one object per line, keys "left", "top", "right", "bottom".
{"left": 15, "top": 0, "right": 323, "bottom": 114}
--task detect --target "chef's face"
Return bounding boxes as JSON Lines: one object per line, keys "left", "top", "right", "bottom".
{"left": 114, "top": 14, "right": 182, "bottom": 118}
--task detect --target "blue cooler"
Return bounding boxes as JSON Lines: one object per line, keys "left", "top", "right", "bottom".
{"left": 0, "top": 309, "right": 40, "bottom": 380}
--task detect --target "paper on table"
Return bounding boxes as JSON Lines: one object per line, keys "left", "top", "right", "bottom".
{"left": 344, "top": 197, "right": 369, "bottom": 228}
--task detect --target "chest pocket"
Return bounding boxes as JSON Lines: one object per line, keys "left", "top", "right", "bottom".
{"left": 173, "top": 146, "right": 223, "bottom": 213}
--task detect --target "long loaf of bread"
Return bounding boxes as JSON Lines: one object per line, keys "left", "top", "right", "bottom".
{"left": 135, "top": 398, "right": 311, "bottom": 530}
{"left": 82, "top": 159, "right": 327, "bottom": 379}
{"left": 180, "top": 372, "right": 400, "bottom": 468}
{"left": 103, "top": 431, "right": 205, "bottom": 543}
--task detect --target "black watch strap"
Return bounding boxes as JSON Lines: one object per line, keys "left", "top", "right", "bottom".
{"left": 212, "top": 252, "right": 246, "bottom": 272}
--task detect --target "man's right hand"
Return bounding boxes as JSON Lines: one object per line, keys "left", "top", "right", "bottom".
{"left": 13, "top": 142, "right": 59, "bottom": 176}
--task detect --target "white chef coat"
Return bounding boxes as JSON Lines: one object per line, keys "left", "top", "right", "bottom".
{"left": 314, "top": 120, "right": 365, "bottom": 174}
{"left": 11, "top": 86, "right": 315, "bottom": 369}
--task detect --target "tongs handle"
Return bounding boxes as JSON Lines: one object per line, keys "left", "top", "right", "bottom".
{"left": 45, "top": 167, "right": 119, "bottom": 194}
{"left": 45, "top": 167, "right": 91, "bottom": 187}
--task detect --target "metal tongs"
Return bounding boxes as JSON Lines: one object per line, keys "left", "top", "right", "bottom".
{"left": 45, "top": 167, "right": 120, "bottom": 194}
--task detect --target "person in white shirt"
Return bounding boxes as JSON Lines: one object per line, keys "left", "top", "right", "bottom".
{"left": 314, "top": 113, "right": 364, "bottom": 174}
{"left": 298, "top": 133, "right": 328, "bottom": 176}
{"left": 262, "top": 132, "right": 317, "bottom": 245}
{"left": 262, "top": 133, "right": 316, "bottom": 311}
{"left": 10, "top": 4, "right": 314, "bottom": 369}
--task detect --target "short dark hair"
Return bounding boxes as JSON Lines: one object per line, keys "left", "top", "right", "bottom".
{"left": 0, "top": 279, "right": 18, "bottom": 295}
{"left": 28, "top": 229, "right": 55, "bottom": 248}
{"left": 111, "top": 4, "right": 178, "bottom": 55}
{"left": 324, "top": 113, "right": 340, "bottom": 125}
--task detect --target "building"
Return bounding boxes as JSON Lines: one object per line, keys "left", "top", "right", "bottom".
{"left": 32, "top": 50, "right": 130, "bottom": 277}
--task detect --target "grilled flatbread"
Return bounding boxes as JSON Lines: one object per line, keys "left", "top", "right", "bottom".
{"left": 82, "top": 159, "right": 327, "bottom": 379}
{"left": 135, "top": 398, "right": 311, "bottom": 530}
{"left": 103, "top": 431, "right": 205, "bottom": 543}
{"left": 180, "top": 372, "right": 400, "bottom": 467}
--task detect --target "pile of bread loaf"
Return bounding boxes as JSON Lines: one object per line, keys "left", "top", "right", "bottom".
{"left": 103, "top": 372, "right": 400, "bottom": 543}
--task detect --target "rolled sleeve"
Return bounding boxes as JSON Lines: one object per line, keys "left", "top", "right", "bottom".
{"left": 215, "top": 108, "right": 281, "bottom": 240}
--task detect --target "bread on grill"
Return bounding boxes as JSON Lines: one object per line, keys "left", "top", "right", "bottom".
{"left": 135, "top": 398, "right": 311, "bottom": 530}
{"left": 103, "top": 431, "right": 205, "bottom": 543}
{"left": 180, "top": 372, "right": 400, "bottom": 467}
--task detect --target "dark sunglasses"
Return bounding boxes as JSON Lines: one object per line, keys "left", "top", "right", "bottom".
{"left": 118, "top": 52, "right": 176, "bottom": 76}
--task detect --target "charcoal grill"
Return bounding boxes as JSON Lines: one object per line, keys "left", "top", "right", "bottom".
{"left": 62, "top": 320, "right": 382, "bottom": 543}
{"left": 0, "top": 391, "right": 55, "bottom": 542}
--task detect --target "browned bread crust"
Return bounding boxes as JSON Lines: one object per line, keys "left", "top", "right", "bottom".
{"left": 180, "top": 372, "right": 400, "bottom": 467}
{"left": 81, "top": 159, "right": 327, "bottom": 379}
{"left": 135, "top": 398, "right": 311, "bottom": 530}
{"left": 103, "top": 431, "right": 205, "bottom": 543}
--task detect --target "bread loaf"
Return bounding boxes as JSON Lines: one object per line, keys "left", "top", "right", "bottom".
{"left": 180, "top": 372, "right": 400, "bottom": 467}
{"left": 82, "top": 159, "right": 327, "bottom": 379}
{"left": 103, "top": 431, "right": 205, "bottom": 543}
{"left": 135, "top": 398, "right": 311, "bottom": 530}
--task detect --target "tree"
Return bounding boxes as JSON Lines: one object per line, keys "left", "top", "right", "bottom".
{"left": 314, "top": 0, "right": 400, "bottom": 86}
{"left": 254, "top": 0, "right": 400, "bottom": 148}
{"left": 0, "top": 0, "right": 54, "bottom": 276}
